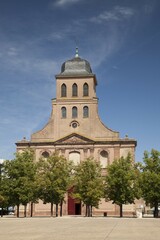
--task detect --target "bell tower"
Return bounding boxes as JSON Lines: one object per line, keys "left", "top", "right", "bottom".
{"left": 52, "top": 48, "right": 105, "bottom": 140}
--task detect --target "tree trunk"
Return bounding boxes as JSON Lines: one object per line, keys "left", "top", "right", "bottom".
{"left": 85, "top": 205, "right": 87, "bottom": 217}
{"left": 1, "top": 207, "right": 3, "bottom": 217}
{"left": 17, "top": 204, "right": 20, "bottom": 218}
{"left": 86, "top": 205, "right": 89, "bottom": 217}
{"left": 85, "top": 205, "right": 92, "bottom": 217}
{"left": 24, "top": 204, "right": 27, "bottom": 217}
{"left": 56, "top": 204, "right": 58, "bottom": 217}
{"left": 154, "top": 203, "right": 159, "bottom": 218}
{"left": 91, "top": 205, "right": 93, "bottom": 217}
{"left": 30, "top": 202, "right": 33, "bottom": 217}
{"left": 60, "top": 200, "right": 63, "bottom": 217}
{"left": 51, "top": 202, "right": 54, "bottom": 217}
{"left": 120, "top": 204, "right": 123, "bottom": 218}
{"left": 88, "top": 205, "right": 91, "bottom": 217}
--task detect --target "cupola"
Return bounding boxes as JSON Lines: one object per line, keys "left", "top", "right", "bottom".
{"left": 60, "top": 48, "right": 92, "bottom": 76}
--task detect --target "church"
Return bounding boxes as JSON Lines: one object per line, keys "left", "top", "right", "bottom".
{"left": 16, "top": 49, "right": 137, "bottom": 216}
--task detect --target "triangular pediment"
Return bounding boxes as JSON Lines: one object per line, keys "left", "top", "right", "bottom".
{"left": 54, "top": 133, "right": 95, "bottom": 145}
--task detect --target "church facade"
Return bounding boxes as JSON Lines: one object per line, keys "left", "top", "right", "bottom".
{"left": 16, "top": 49, "right": 137, "bottom": 216}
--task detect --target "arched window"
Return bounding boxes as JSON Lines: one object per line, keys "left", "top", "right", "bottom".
{"left": 100, "top": 150, "right": 108, "bottom": 168}
{"left": 83, "top": 106, "right": 89, "bottom": 118}
{"left": 72, "top": 83, "right": 78, "bottom": 97}
{"left": 83, "top": 83, "right": 89, "bottom": 96}
{"left": 69, "top": 151, "right": 80, "bottom": 166}
{"left": 72, "top": 106, "right": 78, "bottom": 118}
{"left": 42, "top": 151, "right": 50, "bottom": 159}
{"left": 61, "top": 84, "right": 67, "bottom": 97}
{"left": 61, "top": 107, "right": 67, "bottom": 118}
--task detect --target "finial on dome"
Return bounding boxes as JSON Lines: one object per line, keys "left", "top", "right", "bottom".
{"left": 75, "top": 47, "right": 79, "bottom": 58}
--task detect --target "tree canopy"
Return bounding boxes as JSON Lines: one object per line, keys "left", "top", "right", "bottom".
{"left": 37, "top": 152, "right": 72, "bottom": 217}
{"left": 105, "top": 154, "right": 140, "bottom": 217}
{"left": 3, "top": 149, "right": 37, "bottom": 217}
{"left": 140, "top": 149, "right": 160, "bottom": 218}
{"left": 2, "top": 147, "right": 160, "bottom": 218}
{"left": 73, "top": 158, "right": 104, "bottom": 217}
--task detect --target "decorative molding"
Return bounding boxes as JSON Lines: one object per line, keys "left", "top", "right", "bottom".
{"left": 63, "top": 136, "right": 87, "bottom": 144}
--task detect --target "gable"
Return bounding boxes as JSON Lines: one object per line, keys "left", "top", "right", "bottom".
{"left": 54, "top": 133, "right": 95, "bottom": 145}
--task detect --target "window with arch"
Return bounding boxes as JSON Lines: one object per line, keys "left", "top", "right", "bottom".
{"left": 42, "top": 151, "right": 50, "bottom": 159}
{"left": 72, "top": 83, "right": 78, "bottom": 97}
{"left": 83, "top": 106, "right": 89, "bottom": 118}
{"left": 69, "top": 151, "right": 80, "bottom": 166}
{"left": 72, "top": 106, "right": 78, "bottom": 118}
{"left": 83, "top": 83, "right": 89, "bottom": 96}
{"left": 100, "top": 150, "right": 108, "bottom": 168}
{"left": 61, "top": 107, "right": 67, "bottom": 118}
{"left": 61, "top": 83, "right": 67, "bottom": 97}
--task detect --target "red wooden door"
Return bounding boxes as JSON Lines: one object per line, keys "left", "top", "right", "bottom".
{"left": 68, "top": 192, "right": 75, "bottom": 215}
{"left": 68, "top": 188, "right": 81, "bottom": 215}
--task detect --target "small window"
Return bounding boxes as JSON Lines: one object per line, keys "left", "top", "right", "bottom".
{"left": 61, "top": 107, "right": 67, "bottom": 118}
{"left": 72, "top": 106, "right": 78, "bottom": 118}
{"left": 61, "top": 84, "right": 67, "bottom": 97}
{"left": 83, "top": 83, "right": 89, "bottom": 96}
{"left": 72, "top": 83, "right": 78, "bottom": 97}
{"left": 42, "top": 151, "right": 50, "bottom": 159}
{"left": 83, "top": 106, "right": 89, "bottom": 118}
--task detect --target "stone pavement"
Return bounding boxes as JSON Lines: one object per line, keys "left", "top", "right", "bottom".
{"left": 0, "top": 216, "right": 160, "bottom": 240}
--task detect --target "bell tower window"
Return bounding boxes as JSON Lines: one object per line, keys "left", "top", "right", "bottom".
{"left": 83, "top": 83, "right": 89, "bottom": 96}
{"left": 72, "top": 83, "right": 78, "bottom": 97}
{"left": 72, "top": 106, "right": 78, "bottom": 118}
{"left": 83, "top": 106, "right": 89, "bottom": 118}
{"left": 61, "top": 83, "right": 67, "bottom": 97}
{"left": 61, "top": 107, "right": 67, "bottom": 118}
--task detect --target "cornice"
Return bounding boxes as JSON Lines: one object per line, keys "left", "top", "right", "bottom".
{"left": 16, "top": 139, "right": 137, "bottom": 147}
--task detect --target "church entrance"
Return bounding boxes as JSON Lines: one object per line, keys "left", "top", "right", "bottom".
{"left": 68, "top": 188, "right": 81, "bottom": 215}
{"left": 75, "top": 202, "right": 81, "bottom": 215}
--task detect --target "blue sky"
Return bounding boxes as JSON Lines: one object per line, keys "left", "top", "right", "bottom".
{"left": 0, "top": 0, "right": 160, "bottom": 162}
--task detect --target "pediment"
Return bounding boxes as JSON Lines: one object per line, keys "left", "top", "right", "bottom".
{"left": 54, "top": 133, "right": 94, "bottom": 145}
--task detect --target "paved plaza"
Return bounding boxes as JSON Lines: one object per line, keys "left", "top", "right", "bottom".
{"left": 0, "top": 216, "right": 160, "bottom": 240}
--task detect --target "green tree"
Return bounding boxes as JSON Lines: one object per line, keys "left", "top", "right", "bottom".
{"left": 140, "top": 149, "right": 160, "bottom": 218}
{"left": 73, "top": 158, "right": 104, "bottom": 217}
{"left": 37, "top": 153, "right": 72, "bottom": 217}
{"left": 105, "top": 154, "right": 140, "bottom": 217}
{"left": 0, "top": 160, "right": 10, "bottom": 217}
{"left": 4, "top": 149, "right": 37, "bottom": 217}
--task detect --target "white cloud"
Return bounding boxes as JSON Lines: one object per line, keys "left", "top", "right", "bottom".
{"left": 46, "top": 17, "right": 127, "bottom": 69}
{"left": 90, "top": 6, "right": 135, "bottom": 23}
{"left": 115, "top": 6, "right": 135, "bottom": 17}
{"left": 0, "top": 44, "right": 59, "bottom": 78}
{"left": 86, "top": 30, "right": 124, "bottom": 69}
{"left": 7, "top": 47, "right": 18, "bottom": 56}
{"left": 54, "top": 0, "right": 81, "bottom": 7}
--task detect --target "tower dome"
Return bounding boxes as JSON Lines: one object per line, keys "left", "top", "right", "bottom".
{"left": 60, "top": 48, "right": 92, "bottom": 76}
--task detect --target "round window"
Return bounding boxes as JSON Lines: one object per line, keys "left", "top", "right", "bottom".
{"left": 72, "top": 122, "right": 78, "bottom": 128}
